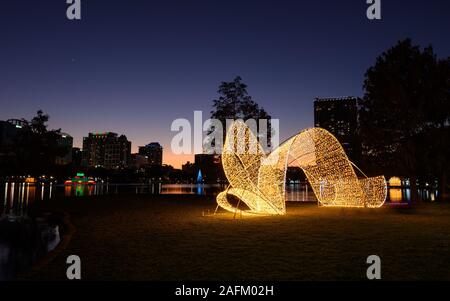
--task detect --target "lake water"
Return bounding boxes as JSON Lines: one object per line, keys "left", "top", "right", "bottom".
{"left": 1, "top": 182, "right": 438, "bottom": 220}
{"left": 0, "top": 182, "right": 322, "bottom": 216}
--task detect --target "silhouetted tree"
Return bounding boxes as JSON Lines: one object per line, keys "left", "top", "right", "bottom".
{"left": 209, "top": 76, "right": 272, "bottom": 151}
{"left": 30, "top": 110, "right": 49, "bottom": 134}
{"left": 14, "top": 110, "right": 65, "bottom": 175}
{"left": 359, "top": 39, "right": 450, "bottom": 200}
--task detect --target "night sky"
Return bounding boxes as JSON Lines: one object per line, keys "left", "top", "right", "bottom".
{"left": 1, "top": 0, "right": 449, "bottom": 167}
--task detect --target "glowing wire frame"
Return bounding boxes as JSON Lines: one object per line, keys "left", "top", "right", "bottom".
{"left": 217, "top": 121, "right": 387, "bottom": 215}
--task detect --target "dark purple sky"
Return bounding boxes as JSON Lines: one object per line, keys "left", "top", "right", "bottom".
{"left": 1, "top": 0, "right": 449, "bottom": 167}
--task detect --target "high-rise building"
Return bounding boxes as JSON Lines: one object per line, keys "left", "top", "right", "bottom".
{"left": 0, "top": 121, "right": 19, "bottom": 166}
{"left": 55, "top": 133, "right": 73, "bottom": 165}
{"left": 314, "top": 96, "right": 360, "bottom": 161}
{"left": 72, "top": 147, "right": 83, "bottom": 167}
{"left": 6, "top": 119, "right": 28, "bottom": 129}
{"left": 82, "top": 132, "right": 131, "bottom": 169}
{"left": 130, "top": 153, "right": 148, "bottom": 170}
{"left": 138, "top": 142, "right": 163, "bottom": 166}
{"left": 0, "top": 120, "right": 18, "bottom": 150}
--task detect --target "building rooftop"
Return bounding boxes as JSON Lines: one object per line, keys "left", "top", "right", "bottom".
{"left": 89, "top": 132, "right": 118, "bottom": 137}
{"left": 142, "top": 142, "right": 163, "bottom": 149}
{"left": 314, "top": 96, "right": 357, "bottom": 102}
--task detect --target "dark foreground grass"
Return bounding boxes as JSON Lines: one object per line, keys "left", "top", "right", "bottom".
{"left": 19, "top": 194, "right": 450, "bottom": 280}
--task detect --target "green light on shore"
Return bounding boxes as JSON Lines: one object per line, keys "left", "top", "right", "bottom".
{"left": 77, "top": 173, "right": 85, "bottom": 177}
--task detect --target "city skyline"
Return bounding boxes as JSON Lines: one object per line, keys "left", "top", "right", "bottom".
{"left": 1, "top": 0, "right": 450, "bottom": 168}
{"left": 0, "top": 97, "right": 351, "bottom": 169}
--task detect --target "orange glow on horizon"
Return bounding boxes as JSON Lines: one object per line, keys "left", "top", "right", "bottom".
{"left": 163, "top": 153, "right": 194, "bottom": 169}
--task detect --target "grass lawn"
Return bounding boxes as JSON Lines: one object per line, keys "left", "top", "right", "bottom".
{"left": 20, "top": 194, "right": 450, "bottom": 281}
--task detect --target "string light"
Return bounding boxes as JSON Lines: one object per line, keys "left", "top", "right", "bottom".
{"left": 217, "top": 120, "right": 387, "bottom": 215}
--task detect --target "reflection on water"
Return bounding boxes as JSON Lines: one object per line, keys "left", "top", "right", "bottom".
{"left": 387, "top": 187, "right": 438, "bottom": 204}
{"left": 1, "top": 182, "right": 63, "bottom": 280}
{"left": 0, "top": 219, "right": 60, "bottom": 280}
{"left": 1, "top": 183, "right": 228, "bottom": 219}
{"left": 1, "top": 182, "right": 318, "bottom": 217}
{"left": 286, "top": 183, "right": 317, "bottom": 202}
{"left": 389, "top": 188, "right": 409, "bottom": 203}
{"left": 2, "top": 183, "right": 38, "bottom": 221}
{"left": 160, "top": 184, "right": 223, "bottom": 195}
{"left": 0, "top": 182, "right": 441, "bottom": 219}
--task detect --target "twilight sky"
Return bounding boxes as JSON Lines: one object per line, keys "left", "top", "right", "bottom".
{"left": 1, "top": 0, "right": 449, "bottom": 167}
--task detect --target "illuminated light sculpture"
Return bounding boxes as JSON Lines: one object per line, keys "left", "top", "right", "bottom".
{"left": 217, "top": 121, "right": 387, "bottom": 215}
